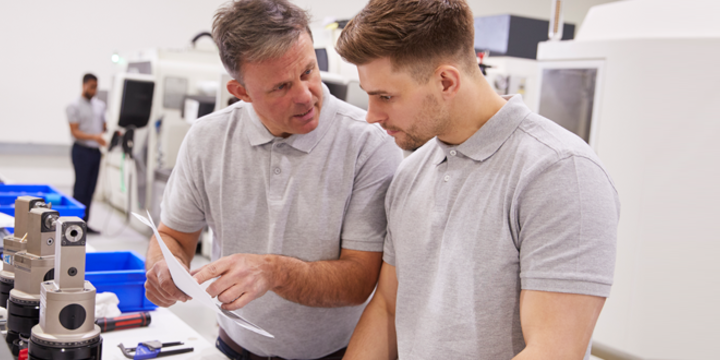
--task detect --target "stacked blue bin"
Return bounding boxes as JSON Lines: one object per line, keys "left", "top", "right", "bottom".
{"left": 0, "top": 184, "right": 85, "bottom": 234}
{"left": 0, "top": 184, "right": 157, "bottom": 312}
{"left": 86, "top": 251, "right": 158, "bottom": 312}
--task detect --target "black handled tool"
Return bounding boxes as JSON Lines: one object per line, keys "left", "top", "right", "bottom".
{"left": 96, "top": 312, "right": 151, "bottom": 332}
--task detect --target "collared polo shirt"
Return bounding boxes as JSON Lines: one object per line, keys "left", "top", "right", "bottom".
{"left": 384, "top": 95, "right": 620, "bottom": 359}
{"left": 66, "top": 96, "right": 106, "bottom": 148}
{"left": 161, "top": 84, "right": 403, "bottom": 359}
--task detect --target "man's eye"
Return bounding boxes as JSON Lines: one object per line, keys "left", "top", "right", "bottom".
{"left": 304, "top": 69, "right": 312, "bottom": 75}
{"left": 276, "top": 84, "right": 286, "bottom": 91}
{"left": 380, "top": 95, "right": 392, "bottom": 101}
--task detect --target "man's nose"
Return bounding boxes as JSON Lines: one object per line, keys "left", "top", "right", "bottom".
{"left": 293, "top": 81, "right": 313, "bottom": 105}
{"left": 365, "top": 100, "right": 385, "bottom": 125}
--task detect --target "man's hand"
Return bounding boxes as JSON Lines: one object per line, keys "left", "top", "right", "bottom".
{"left": 68, "top": 123, "right": 106, "bottom": 146}
{"left": 192, "top": 253, "right": 276, "bottom": 310}
{"left": 192, "top": 249, "right": 382, "bottom": 310}
{"left": 144, "top": 222, "right": 202, "bottom": 308}
{"left": 95, "top": 134, "right": 107, "bottom": 147}
{"left": 145, "top": 257, "right": 191, "bottom": 307}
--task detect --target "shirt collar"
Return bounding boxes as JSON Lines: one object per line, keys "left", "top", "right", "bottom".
{"left": 434, "top": 95, "right": 530, "bottom": 164}
{"left": 244, "top": 83, "right": 337, "bottom": 153}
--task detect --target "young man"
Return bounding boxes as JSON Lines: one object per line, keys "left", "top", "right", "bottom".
{"left": 336, "top": 0, "right": 620, "bottom": 359}
{"left": 143, "top": 0, "right": 402, "bottom": 359}
{"left": 67, "top": 73, "right": 106, "bottom": 233}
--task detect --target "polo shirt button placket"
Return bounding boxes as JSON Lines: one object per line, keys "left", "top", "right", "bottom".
{"left": 274, "top": 168, "right": 281, "bottom": 175}
{"left": 449, "top": 150, "right": 457, "bottom": 156}
{"left": 444, "top": 175, "right": 450, "bottom": 182}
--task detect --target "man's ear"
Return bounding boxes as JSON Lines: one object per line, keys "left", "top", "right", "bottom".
{"left": 435, "top": 65, "right": 461, "bottom": 100}
{"left": 227, "top": 80, "right": 252, "bottom": 103}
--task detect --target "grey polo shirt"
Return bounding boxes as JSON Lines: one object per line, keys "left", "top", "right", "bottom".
{"left": 66, "top": 96, "right": 106, "bottom": 148}
{"left": 384, "top": 95, "right": 620, "bottom": 359}
{"left": 160, "top": 85, "right": 403, "bottom": 359}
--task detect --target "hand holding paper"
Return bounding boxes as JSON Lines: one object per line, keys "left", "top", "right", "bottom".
{"left": 191, "top": 252, "right": 277, "bottom": 311}
{"left": 134, "top": 211, "right": 274, "bottom": 338}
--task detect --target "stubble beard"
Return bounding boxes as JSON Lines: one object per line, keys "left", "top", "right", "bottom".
{"left": 396, "top": 94, "right": 450, "bottom": 151}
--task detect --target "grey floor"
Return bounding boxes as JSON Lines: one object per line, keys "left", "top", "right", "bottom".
{"left": 0, "top": 152, "right": 220, "bottom": 345}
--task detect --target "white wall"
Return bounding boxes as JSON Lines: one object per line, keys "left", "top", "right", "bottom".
{"left": 0, "top": 0, "right": 617, "bottom": 146}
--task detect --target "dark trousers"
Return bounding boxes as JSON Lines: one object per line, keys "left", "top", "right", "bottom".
{"left": 216, "top": 336, "right": 346, "bottom": 360}
{"left": 71, "top": 143, "right": 101, "bottom": 222}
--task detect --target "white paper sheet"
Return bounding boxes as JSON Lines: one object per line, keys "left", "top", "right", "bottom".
{"left": 0, "top": 212, "right": 14, "bottom": 229}
{"left": 133, "top": 211, "right": 274, "bottom": 338}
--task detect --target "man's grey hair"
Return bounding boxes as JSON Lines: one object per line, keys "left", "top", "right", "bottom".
{"left": 212, "top": 0, "right": 313, "bottom": 84}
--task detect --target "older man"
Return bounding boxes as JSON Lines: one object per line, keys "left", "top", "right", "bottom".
{"left": 143, "top": 0, "right": 402, "bottom": 359}
{"left": 336, "top": 0, "right": 620, "bottom": 359}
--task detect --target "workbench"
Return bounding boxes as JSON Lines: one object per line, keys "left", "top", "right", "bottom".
{"left": 101, "top": 307, "right": 227, "bottom": 360}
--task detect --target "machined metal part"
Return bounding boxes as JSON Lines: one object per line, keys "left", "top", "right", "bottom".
{"left": 42, "top": 213, "right": 58, "bottom": 232}
{"left": 12, "top": 253, "right": 55, "bottom": 295}
{"left": 28, "top": 208, "right": 59, "bottom": 257}
{"left": 13, "top": 197, "right": 46, "bottom": 241}
{"left": 29, "top": 323, "right": 102, "bottom": 360}
{"left": 54, "top": 217, "right": 87, "bottom": 290}
{"left": 64, "top": 225, "right": 84, "bottom": 243}
{"left": 28, "top": 216, "right": 102, "bottom": 360}
{"left": 39, "top": 280, "right": 97, "bottom": 335}
{"left": 2, "top": 236, "right": 26, "bottom": 273}
{"left": 30, "top": 327, "right": 102, "bottom": 348}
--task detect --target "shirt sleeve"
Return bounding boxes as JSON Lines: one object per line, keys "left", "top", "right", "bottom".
{"left": 340, "top": 134, "right": 403, "bottom": 252}
{"left": 100, "top": 102, "right": 107, "bottom": 124}
{"left": 382, "top": 228, "right": 396, "bottom": 266}
{"left": 160, "top": 131, "right": 207, "bottom": 233}
{"left": 517, "top": 155, "right": 620, "bottom": 298}
{"left": 66, "top": 104, "right": 79, "bottom": 124}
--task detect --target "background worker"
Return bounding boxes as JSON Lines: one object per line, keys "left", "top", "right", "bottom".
{"left": 66, "top": 73, "right": 106, "bottom": 234}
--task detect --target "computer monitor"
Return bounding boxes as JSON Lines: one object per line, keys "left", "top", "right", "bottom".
{"left": 315, "top": 48, "right": 329, "bottom": 72}
{"left": 118, "top": 79, "right": 155, "bottom": 128}
{"left": 182, "top": 95, "right": 216, "bottom": 124}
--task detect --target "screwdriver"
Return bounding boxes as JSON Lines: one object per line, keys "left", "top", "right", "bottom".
{"left": 96, "top": 312, "right": 152, "bottom": 332}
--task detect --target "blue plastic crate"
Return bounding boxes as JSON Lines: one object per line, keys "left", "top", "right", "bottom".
{"left": 86, "top": 251, "right": 157, "bottom": 313}
{"left": 0, "top": 184, "right": 86, "bottom": 234}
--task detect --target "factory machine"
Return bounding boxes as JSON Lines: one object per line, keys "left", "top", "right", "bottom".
{"left": 101, "top": 35, "right": 227, "bottom": 229}
{"left": 535, "top": 0, "right": 720, "bottom": 358}
{"left": 473, "top": 13, "right": 575, "bottom": 112}
{"left": 311, "top": 24, "right": 369, "bottom": 111}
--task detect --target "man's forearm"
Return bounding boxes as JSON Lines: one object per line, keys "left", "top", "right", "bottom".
{"left": 344, "top": 293, "right": 397, "bottom": 360}
{"left": 71, "top": 129, "right": 100, "bottom": 142}
{"left": 512, "top": 344, "right": 584, "bottom": 360}
{"left": 146, "top": 232, "right": 196, "bottom": 271}
{"left": 269, "top": 254, "right": 379, "bottom": 307}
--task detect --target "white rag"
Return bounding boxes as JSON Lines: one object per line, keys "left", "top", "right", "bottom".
{"left": 95, "top": 292, "right": 122, "bottom": 318}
